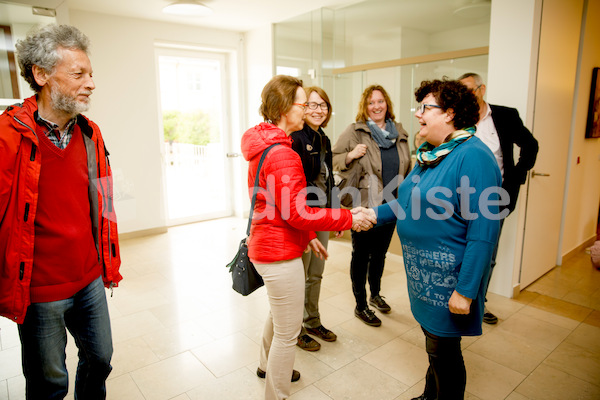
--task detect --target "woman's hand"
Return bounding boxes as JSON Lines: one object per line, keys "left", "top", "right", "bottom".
{"left": 448, "top": 290, "right": 472, "bottom": 314}
{"left": 306, "top": 238, "right": 329, "bottom": 260}
{"left": 345, "top": 143, "right": 368, "bottom": 165}
{"left": 351, "top": 207, "right": 377, "bottom": 232}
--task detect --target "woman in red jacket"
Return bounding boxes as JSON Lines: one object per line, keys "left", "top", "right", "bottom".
{"left": 241, "top": 75, "right": 374, "bottom": 400}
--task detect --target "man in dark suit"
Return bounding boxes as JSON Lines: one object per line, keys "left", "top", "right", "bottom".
{"left": 458, "top": 72, "right": 539, "bottom": 324}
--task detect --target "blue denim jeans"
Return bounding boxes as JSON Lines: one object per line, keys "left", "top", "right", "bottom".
{"left": 18, "top": 276, "right": 113, "bottom": 400}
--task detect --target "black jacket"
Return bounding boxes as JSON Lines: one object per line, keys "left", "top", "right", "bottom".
{"left": 291, "top": 124, "right": 334, "bottom": 207}
{"left": 490, "top": 104, "right": 539, "bottom": 214}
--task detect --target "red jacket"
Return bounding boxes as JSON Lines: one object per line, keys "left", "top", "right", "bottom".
{"left": 0, "top": 96, "right": 122, "bottom": 324}
{"left": 241, "top": 123, "right": 352, "bottom": 263}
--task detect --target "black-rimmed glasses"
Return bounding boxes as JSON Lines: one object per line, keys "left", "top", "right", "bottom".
{"left": 307, "top": 101, "right": 328, "bottom": 111}
{"left": 418, "top": 103, "right": 442, "bottom": 114}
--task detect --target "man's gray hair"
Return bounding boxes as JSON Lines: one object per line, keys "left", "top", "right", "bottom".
{"left": 15, "top": 24, "right": 90, "bottom": 93}
{"left": 457, "top": 72, "right": 484, "bottom": 86}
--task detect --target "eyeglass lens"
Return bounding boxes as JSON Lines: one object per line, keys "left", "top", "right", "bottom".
{"left": 307, "top": 102, "right": 328, "bottom": 111}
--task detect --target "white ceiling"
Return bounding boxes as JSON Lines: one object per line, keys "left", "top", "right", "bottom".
{"left": 1, "top": 0, "right": 367, "bottom": 32}
{"left": 0, "top": 0, "right": 491, "bottom": 33}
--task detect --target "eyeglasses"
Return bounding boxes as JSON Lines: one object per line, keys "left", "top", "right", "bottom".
{"left": 418, "top": 103, "right": 442, "bottom": 114}
{"left": 473, "top": 84, "right": 482, "bottom": 92}
{"left": 293, "top": 102, "right": 308, "bottom": 111}
{"left": 307, "top": 101, "right": 329, "bottom": 111}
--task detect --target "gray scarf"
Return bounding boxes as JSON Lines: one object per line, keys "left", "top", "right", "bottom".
{"left": 366, "top": 118, "right": 399, "bottom": 149}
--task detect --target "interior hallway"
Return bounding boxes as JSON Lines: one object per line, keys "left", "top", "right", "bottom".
{"left": 0, "top": 217, "right": 599, "bottom": 400}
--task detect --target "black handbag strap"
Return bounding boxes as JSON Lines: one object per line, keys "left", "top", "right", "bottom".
{"left": 247, "top": 143, "right": 280, "bottom": 236}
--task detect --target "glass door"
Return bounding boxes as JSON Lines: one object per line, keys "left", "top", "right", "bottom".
{"left": 157, "top": 48, "right": 232, "bottom": 224}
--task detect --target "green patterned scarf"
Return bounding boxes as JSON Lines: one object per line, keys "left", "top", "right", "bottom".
{"left": 416, "top": 127, "right": 476, "bottom": 167}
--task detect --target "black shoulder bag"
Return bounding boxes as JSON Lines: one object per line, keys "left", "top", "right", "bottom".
{"left": 226, "top": 144, "right": 279, "bottom": 295}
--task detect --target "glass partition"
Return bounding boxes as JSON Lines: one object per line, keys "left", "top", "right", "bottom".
{"left": 273, "top": 0, "right": 491, "bottom": 153}
{"left": 331, "top": 55, "right": 489, "bottom": 154}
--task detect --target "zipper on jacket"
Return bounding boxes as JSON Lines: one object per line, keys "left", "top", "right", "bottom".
{"left": 30, "top": 145, "right": 37, "bottom": 161}
{"left": 24, "top": 203, "right": 30, "bottom": 222}
{"left": 19, "top": 262, "right": 25, "bottom": 280}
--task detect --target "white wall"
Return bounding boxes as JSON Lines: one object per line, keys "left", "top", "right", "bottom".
{"left": 485, "top": 0, "right": 540, "bottom": 297}
{"left": 562, "top": 0, "right": 600, "bottom": 254}
{"left": 68, "top": 10, "right": 245, "bottom": 234}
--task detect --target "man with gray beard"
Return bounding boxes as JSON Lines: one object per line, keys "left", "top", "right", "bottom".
{"left": 0, "top": 24, "right": 121, "bottom": 399}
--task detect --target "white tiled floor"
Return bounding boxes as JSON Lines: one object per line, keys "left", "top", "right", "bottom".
{"left": 1, "top": 218, "right": 599, "bottom": 399}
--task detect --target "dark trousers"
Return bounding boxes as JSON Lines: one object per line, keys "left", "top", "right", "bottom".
{"left": 485, "top": 219, "right": 505, "bottom": 302}
{"left": 422, "top": 327, "right": 466, "bottom": 400}
{"left": 350, "top": 222, "right": 395, "bottom": 310}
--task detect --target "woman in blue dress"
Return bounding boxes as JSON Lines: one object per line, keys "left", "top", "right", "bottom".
{"left": 372, "top": 79, "right": 504, "bottom": 400}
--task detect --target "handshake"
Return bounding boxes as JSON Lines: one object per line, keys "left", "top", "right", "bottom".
{"left": 350, "top": 207, "right": 377, "bottom": 232}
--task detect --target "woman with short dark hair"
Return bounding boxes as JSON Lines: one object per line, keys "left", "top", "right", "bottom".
{"left": 373, "top": 78, "right": 502, "bottom": 400}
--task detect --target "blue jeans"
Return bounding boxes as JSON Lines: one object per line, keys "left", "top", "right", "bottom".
{"left": 18, "top": 276, "right": 113, "bottom": 400}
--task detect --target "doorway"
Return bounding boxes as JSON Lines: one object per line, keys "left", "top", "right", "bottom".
{"left": 157, "top": 48, "right": 233, "bottom": 225}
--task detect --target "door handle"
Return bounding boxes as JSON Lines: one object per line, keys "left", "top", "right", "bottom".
{"left": 531, "top": 170, "right": 550, "bottom": 178}
{"left": 226, "top": 152, "right": 242, "bottom": 158}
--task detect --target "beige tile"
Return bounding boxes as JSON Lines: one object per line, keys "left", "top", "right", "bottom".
{"left": 463, "top": 350, "right": 526, "bottom": 400}
{"left": 361, "top": 337, "right": 429, "bottom": 386}
{"left": 141, "top": 318, "right": 214, "bottom": 360}
{"left": 392, "top": 380, "right": 425, "bottom": 400}
{"left": 0, "top": 380, "right": 7, "bottom": 400}
{"left": 194, "top": 307, "right": 262, "bottom": 339}
{"left": 504, "top": 392, "right": 530, "bottom": 400}
{"left": 0, "top": 346, "right": 21, "bottom": 382}
{"left": 513, "top": 290, "right": 539, "bottom": 305}
{"left": 111, "top": 337, "right": 160, "bottom": 378}
{"left": 110, "top": 310, "right": 164, "bottom": 344}
{"left": 191, "top": 332, "right": 259, "bottom": 378}
{"left": 515, "top": 363, "right": 600, "bottom": 400}
{"left": 186, "top": 367, "right": 264, "bottom": 400}
{"left": 583, "top": 310, "right": 600, "bottom": 328}
{"left": 467, "top": 329, "right": 551, "bottom": 375}
{"left": 289, "top": 384, "right": 334, "bottom": 400}
{"left": 485, "top": 292, "right": 527, "bottom": 322}
{"left": 130, "top": 352, "right": 214, "bottom": 400}
{"left": 496, "top": 312, "right": 571, "bottom": 351}
{"left": 543, "top": 341, "right": 600, "bottom": 385}
{"left": 517, "top": 304, "right": 581, "bottom": 330}
{"left": 107, "top": 373, "right": 146, "bottom": 400}
{"left": 339, "top": 311, "right": 408, "bottom": 348}
{"left": 528, "top": 294, "right": 593, "bottom": 322}
{"left": 303, "top": 326, "right": 377, "bottom": 370}
{"left": 6, "top": 375, "right": 25, "bottom": 400}
{"left": 287, "top": 349, "right": 336, "bottom": 392}
{"left": 320, "top": 271, "right": 353, "bottom": 295}
{"left": 565, "top": 323, "right": 600, "bottom": 353}
{"left": 0, "top": 322, "right": 20, "bottom": 351}
{"left": 314, "top": 359, "right": 408, "bottom": 400}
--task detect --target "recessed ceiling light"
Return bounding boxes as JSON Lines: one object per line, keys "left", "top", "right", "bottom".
{"left": 163, "top": 1, "right": 213, "bottom": 17}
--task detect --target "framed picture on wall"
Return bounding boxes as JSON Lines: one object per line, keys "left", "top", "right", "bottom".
{"left": 585, "top": 67, "right": 600, "bottom": 138}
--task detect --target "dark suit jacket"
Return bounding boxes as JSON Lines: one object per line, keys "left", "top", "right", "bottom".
{"left": 489, "top": 104, "right": 539, "bottom": 214}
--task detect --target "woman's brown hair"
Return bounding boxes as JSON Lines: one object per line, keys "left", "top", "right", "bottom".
{"left": 259, "top": 75, "right": 304, "bottom": 125}
{"left": 355, "top": 84, "right": 395, "bottom": 123}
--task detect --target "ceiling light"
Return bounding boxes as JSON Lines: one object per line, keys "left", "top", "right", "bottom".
{"left": 162, "top": 1, "right": 213, "bottom": 17}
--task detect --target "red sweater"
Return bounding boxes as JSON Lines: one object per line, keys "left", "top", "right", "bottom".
{"left": 31, "top": 124, "right": 101, "bottom": 303}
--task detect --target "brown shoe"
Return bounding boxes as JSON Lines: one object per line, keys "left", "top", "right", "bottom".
{"left": 297, "top": 334, "right": 321, "bottom": 351}
{"left": 306, "top": 325, "right": 337, "bottom": 342}
{"left": 257, "top": 367, "right": 300, "bottom": 382}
